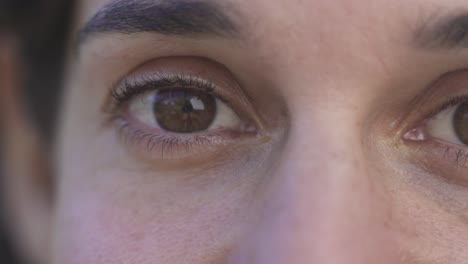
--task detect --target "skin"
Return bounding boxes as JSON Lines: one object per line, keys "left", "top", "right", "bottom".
{"left": 5, "top": 0, "right": 468, "bottom": 263}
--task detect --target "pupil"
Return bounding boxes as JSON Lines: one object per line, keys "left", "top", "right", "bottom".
{"left": 182, "top": 101, "right": 194, "bottom": 113}
{"left": 153, "top": 89, "right": 216, "bottom": 133}
{"left": 453, "top": 102, "right": 468, "bottom": 145}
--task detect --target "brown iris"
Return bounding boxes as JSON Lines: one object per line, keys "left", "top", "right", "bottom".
{"left": 153, "top": 89, "right": 216, "bottom": 133}
{"left": 453, "top": 102, "right": 468, "bottom": 145}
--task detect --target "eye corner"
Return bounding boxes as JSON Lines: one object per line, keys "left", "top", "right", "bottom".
{"left": 403, "top": 126, "right": 427, "bottom": 142}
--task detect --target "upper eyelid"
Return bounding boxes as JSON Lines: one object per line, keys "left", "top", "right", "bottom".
{"left": 424, "top": 94, "right": 468, "bottom": 121}
{"left": 397, "top": 70, "right": 468, "bottom": 136}
{"left": 112, "top": 74, "right": 217, "bottom": 103}
{"left": 102, "top": 73, "right": 219, "bottom": 117}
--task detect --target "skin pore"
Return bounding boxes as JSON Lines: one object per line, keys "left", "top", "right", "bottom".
{"left": 6, "top": 0, "right": 468, "bottom": 263}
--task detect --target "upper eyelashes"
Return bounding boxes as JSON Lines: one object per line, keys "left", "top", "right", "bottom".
{"left": 111, "top": 73, "right": 216, "bottom": 106}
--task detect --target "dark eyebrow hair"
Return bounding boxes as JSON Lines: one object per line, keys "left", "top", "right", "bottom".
{"left": 79, "top": 0, "right": 239, "bottom": 44}
{"left": 416, "top": 13, "right": 468, "bottom": 49}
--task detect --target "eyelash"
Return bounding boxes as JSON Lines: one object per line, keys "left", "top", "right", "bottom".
{"left": 111, "top": 73, "right": 216, "bottom": 106}
{"left": 115, "top": 119, "right": 225, "bottom": 158}
{"left": 424, "top": 94, "right": 468, "bottom": 121}
{"left": 108, "top": 73, "right": 247, "bottom": 158}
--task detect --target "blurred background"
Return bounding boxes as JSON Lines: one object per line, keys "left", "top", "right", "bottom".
{"left": 1, "top": 2, "right": 25, "bottom": 262}
{"left": 1, "top": 1, "right": 74, "bottom": 263}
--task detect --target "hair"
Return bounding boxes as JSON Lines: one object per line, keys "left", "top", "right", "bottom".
{"left": 1, "top": 1, "right": 75, "bottom": 263}
{"left": 1, "top": 0, "right": 75, "bottom": 142}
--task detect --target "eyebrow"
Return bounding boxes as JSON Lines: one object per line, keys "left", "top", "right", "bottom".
{"left": 79, "top": 0, "right": 239, "bottom": 44}
{"left": 416, "top": 13, "right": 468, "bottom": 49}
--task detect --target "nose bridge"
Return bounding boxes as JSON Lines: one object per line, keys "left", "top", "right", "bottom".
{"left": 229, "top": 114, "right": 400, "bottom": 263}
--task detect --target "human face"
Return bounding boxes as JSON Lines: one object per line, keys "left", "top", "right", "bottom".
{"left": 53, "top": 0, "right": 468, "bottom": 263}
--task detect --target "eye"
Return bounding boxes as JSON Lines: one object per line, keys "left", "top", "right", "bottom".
{"left": 127, "top": 88, "right": 241, "bottom": 133}
{"left": 106, "top": 57, "right": 262, "bottom": 161}
{"left": 424, "top": 102, "right": 468, "bottom": 145}
{"left": 401, "top": 72, "right": 468, "bottom": 181}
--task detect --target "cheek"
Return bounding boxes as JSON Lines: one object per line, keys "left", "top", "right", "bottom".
{"left": 379, "top": 159, "right": 468, "bottom": 262}
{"left": 53, "top": 177, "right": 245, "bottom": 263}
{"left": 51, "top": 140, "right": 268, "bottom": 264}
{"left": 391, "top": 189, "right": 468, "bottom": 263}
{"left": 52, "top": 91, "right": 279, "bottom": 264}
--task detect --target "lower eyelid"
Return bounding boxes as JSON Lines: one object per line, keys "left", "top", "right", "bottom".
{"left": 404, "top": 138, "right": 468, "bottom": 186}
{"left": 112, "top": 115, "right": 259, "bottom": 162}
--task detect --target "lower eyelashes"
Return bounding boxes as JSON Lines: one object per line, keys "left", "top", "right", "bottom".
{"left": 405, "top": 139, "right": 468, "bottom": 187}
{"left": 114, "top": 117, "right": 235, "bottom": 158}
